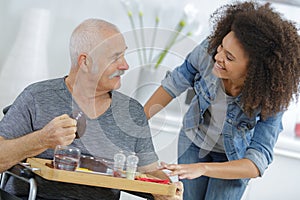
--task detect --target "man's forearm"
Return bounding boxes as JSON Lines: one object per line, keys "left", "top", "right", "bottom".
{"left": 0, "top": 131, "right": 47, "bottom": 172}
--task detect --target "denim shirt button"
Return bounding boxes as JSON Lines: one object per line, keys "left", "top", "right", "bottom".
{"left": 227, "top": 119, "right": 232, "bottom": 124}
{"left": 228, "top": 113, "right": 234, "bottom": 118}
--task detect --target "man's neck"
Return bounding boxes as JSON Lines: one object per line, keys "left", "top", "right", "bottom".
{"left": 65, "top": 76, "right": 112, "bottom": 119}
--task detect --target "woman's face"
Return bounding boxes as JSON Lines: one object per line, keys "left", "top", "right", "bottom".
{"left": 213, "top": 31, "right": 249, "bottom": 85}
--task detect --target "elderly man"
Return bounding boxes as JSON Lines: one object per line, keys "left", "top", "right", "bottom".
{"left": 0, "top": 19, "right": 182, "bottom": 200}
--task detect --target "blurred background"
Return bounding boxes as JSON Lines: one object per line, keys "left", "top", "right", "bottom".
{"left": 0, "top": 0, "right": 300, "bottom": 199}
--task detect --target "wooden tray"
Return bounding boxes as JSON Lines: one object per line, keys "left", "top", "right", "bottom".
{"left": 26, "top": 157, "right": 176, "bottom": 196}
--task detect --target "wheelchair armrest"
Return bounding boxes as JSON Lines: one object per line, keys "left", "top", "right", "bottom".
{"left": 8, "top": 163, "right": 35, "bottom": 179}
{"left": 0, "top": 163, "right": 37, "bottom": 200}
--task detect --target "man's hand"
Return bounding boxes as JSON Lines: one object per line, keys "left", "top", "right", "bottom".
{"left": 38, "top": 114, "right": 77, "bottom": 148}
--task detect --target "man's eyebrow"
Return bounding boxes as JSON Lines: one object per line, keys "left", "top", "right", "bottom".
{"left": 111, "top": 46, "right": 128, "bottom": 58}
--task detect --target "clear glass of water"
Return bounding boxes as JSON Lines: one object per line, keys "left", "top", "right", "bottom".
{"left": 53, "top": 145, "right": 81, "bottom": 171}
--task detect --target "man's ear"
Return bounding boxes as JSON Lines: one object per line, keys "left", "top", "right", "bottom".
{"left": 78, "top": 54, "right": 92, "bottom": 72}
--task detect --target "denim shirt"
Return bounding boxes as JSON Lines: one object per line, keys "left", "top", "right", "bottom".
{"left": 161, "top": 39, "right": 283, "bottom": 176}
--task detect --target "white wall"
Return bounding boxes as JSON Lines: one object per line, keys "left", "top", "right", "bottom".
{"left": 0, "top": 0, "right": 229, "bottom": 115}
{"left": 1, "top": 0, "right": 299, "bottom": 114}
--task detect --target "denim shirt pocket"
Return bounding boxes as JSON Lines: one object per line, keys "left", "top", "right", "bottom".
{"left": 227, "top": 112, "right": 256, "bottom": 152}
{"left": 232, "top": 117, "right": 256, "bottom": 157}
{"left": 237, "top": 121, "right": 256, "bottom": 140}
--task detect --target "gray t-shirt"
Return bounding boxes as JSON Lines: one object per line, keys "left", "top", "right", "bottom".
{"left": 0, "top": 77, "right": 158, "bottom": 200}
{"left": 186, "top": 84, "right": 235, "bottom": 156}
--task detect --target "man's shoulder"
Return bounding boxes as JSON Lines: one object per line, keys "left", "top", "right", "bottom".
{"left": 24, "top": 77, "right": 65, "bottom": 94}
{"left": 112, "top": 90, "right": 142, "bottom": 106}
{"left": 112, "top": 90, "right": 131, "bottom": 99}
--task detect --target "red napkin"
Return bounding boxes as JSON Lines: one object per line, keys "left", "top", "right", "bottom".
{"left": 135, "top": 177, "right": 170, "bottom": 184}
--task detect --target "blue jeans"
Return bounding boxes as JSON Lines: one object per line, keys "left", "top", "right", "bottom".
{"left": 178, "top": 130, "right": 248, "bottom": 200}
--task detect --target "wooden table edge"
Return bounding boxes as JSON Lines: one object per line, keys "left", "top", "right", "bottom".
{"left": 26, "top": 157, "right": 177, "bottom": 196}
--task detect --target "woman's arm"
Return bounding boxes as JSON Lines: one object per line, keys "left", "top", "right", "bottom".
{"left": 160, "top": 158, "right": 260, "bottom": 180}
{"left": 144, "top": 86, "right": 173, "bottom": 119}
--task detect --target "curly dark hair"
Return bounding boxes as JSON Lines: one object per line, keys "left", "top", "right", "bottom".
{"left": 208, "top": 1, "right": 300, "bottom": 120}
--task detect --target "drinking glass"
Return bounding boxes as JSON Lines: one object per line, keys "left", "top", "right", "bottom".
{"left": 53, "top": 145, "right": 81, "bottom": 171}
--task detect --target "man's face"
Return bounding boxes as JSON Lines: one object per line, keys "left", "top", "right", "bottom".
{"left": 90, "top": 32, "right": 129, "bottom": 91}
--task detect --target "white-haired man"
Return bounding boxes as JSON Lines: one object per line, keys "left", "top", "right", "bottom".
{"left": 0, "top": 18, "right": 183, "bottom": 200}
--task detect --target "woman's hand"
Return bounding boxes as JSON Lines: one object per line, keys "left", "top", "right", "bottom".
{"left": 160, "top": 159, "right": 260, "bottom": 180}
{"left": 160, "top": 162, "right": 206, "bottom": 180}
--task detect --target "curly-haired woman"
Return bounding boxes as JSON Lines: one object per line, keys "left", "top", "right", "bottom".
{"left": 144, "top": 1, "right": 300, "bottom": 199}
